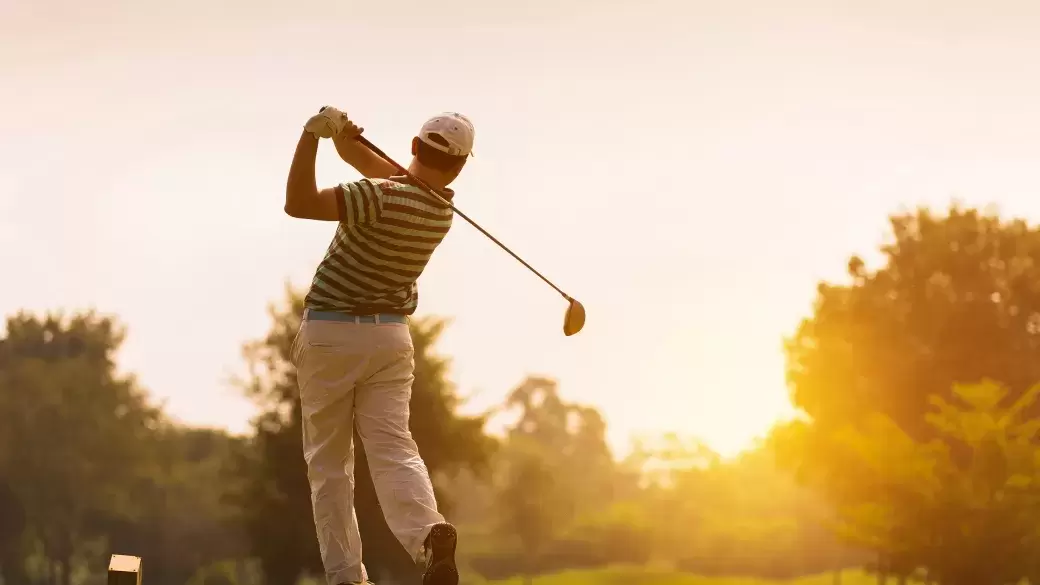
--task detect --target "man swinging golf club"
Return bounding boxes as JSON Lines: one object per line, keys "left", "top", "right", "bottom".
{"left": 285, "top": 105, "right": 474, "bottom": 585}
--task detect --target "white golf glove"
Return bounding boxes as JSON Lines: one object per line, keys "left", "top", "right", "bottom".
{"left": 304, "top": 106, "right": 351, "bottom": 139}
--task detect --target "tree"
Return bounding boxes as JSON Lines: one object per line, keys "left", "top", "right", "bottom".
{"left": 786, "top": 205, "right": 1040, "bottom": 437}
{"left": 104, "top": 426, "right": 252, "bottom": 585}
{"left": 489, "top": 377, "right": 616, "bottom": 579}
{"left": 500, "top": 376, "right": 615, "bottom": 517}
{"left": 775, "top": 380, "right": 1040, "bottom": 585}
{"left": 494, "top": 435, "right": 558, "bottom": 585}
{"left": 622, "top": 433, "right": 859, "bottom": 579}
{"left": 0, "top": 479, "right": 28, "bottom": 585}
{"left": 0, "top": 311, "right": 162, "bottom": 585}
{"left": 780, "top": 204, "right": 1040, "bottom": 581}
{"left": 236, "top": 285, "right": 495, "bottom": 585}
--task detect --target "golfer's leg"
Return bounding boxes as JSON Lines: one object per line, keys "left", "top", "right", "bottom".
{"left": 296, "top": 335, "right": 370, "bottom": 585}
{"left": 354, "top": 341, "right": 444, "bottom": 561}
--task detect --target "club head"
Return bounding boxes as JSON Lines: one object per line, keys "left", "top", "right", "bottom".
{"left": 563, "top": 298, "right": 586, "bottom": 336}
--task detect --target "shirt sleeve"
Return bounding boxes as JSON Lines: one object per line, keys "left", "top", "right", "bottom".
{"left": 336, "top": 179, "right": 385, "bottom": 226}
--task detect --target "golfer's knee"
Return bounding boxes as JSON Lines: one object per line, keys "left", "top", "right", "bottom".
{"left": 365, "top": 432, "right": 423, "bottom": 470}
{"left": 306, "top": 450, "right": 356, "bottom": 490}
{"left": 309, "top": 472, "right": 355, "bottom": 501}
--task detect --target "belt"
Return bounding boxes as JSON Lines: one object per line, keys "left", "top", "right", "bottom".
{"left": 303, "top": 309, "right": 408, "bottom": 325}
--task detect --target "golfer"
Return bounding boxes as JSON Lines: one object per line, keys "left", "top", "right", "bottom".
{"left": 284, "top": 106, "right": 474, "bottom": 585}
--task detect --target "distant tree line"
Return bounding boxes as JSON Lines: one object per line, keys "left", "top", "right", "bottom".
{"left": 6, "top": 204, "right": 1040, "bottom": 585}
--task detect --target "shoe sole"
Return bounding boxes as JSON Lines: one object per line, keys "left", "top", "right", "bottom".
{"left": 422, "top": 523, "right": 458, "bottom": 585}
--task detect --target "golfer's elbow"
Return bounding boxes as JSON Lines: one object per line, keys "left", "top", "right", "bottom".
{"left": 284, "top": 196, "right": 301, "bottom": 218}
{"left": 284, "top": 198, "right": 302, "bottom": 218}
{"left": 284, "top": 186, "right": 339, "bottom": 221}
{"left": 284, "top": 184, "right": 311, "bottom": 218}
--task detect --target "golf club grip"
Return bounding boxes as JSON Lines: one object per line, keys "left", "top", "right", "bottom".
{"left": 352, "top": 135, "right": 572, "bottom": 300}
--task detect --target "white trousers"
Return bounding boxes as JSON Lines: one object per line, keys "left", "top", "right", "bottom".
{"left": 291, "top": 315, "right": 444, "bottom": 585}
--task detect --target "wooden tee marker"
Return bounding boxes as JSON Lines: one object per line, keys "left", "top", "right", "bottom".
{"left": 108, "top": 555, "right": 142, "bottom": 585}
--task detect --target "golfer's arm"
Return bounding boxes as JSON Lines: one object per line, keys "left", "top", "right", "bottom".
{"left": 284, "top": 131, "right": 339, "bottom": 221}
{"left": 332, "top": 136, "right": 397, "bottom": 179}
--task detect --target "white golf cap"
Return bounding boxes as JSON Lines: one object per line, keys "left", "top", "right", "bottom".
{"left": 418, "top": 112, "right": 475, "bottom": 157}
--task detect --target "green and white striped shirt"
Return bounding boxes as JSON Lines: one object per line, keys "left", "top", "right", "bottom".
{"left": 303, "top": 176, "right": 454, "bottom": 315}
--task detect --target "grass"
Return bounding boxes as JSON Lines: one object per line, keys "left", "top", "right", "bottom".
{"left": 478, "top": 566, "right": 874, "bottom": 585}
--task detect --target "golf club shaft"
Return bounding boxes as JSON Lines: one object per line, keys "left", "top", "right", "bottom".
{"left": 355, "top": 135, "right": 574, "bottom": 301}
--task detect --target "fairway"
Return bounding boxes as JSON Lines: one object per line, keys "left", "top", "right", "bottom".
{"left": 481, "top": 567, "right": 872, "bottom": 585}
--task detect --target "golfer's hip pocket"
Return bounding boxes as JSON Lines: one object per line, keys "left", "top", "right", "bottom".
{"left": 383, "top": 324, "right": 414, "bottom": 352}
{"left": 303, "top": 320, "right": 355, "bottom": 348}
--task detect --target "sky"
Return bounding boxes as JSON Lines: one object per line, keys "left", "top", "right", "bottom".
{"left": 3, "top": 0, "right": 1040, "bottom": 458}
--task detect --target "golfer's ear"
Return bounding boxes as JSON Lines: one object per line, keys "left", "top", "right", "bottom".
{"left": 411, "top": 137, "right": 420, "bottom": 156}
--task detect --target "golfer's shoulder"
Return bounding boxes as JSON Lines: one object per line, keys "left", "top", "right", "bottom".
{"left": 340, "top": 177, "right": 408, "bottom": 202}
{"left": 367, "top": 177, "right": 411, "bottom": 192}
{"left": 373, "top": 177, "right": 453, "bottom": 208}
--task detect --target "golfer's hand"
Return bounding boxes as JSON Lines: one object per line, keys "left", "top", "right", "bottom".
{"left": 304, "top": 106, "right": 362, "bottom": 140}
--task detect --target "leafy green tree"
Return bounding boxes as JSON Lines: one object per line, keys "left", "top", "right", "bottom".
{"left": 103, "top": 426, "right": 252, "bottom": 585}
{"left": 236, "top": 286, "right": 495, "bottom": 585}
{"left": 0, "top": 311, "right": 162, "bottom": 585}
{"left": 500, "top": 376, "right": 615, "bottom": 517}
{"left": 786, "top": 205, "right": 1040, "bottom": 437}
{"left": 776, "top": 380, "right": 1040, "bottom": 585}
{"left": 494, "top": 434, "right": 558, "bottom": 585}
{"left": 623, "top": 433, "right": 858, "bottom": 579}
{"left": 781, "top": 204, "right": 1040, "bottom": 582}
{"left": 488, "top": 377, "right": 616, "bottom": 579}
{"left": 0, "top": 479, "right": 28, "bottom": 585}
{"left": 618, "top": 434, "right": 720, "bottom": 563}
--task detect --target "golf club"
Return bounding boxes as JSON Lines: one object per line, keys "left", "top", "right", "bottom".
{"left": 352, "top": 134, "right": 585, "bottom": 337}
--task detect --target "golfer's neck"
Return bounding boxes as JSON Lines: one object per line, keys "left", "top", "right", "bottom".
{"left": 407, "top": 162, "right": 449, "bottom": 191}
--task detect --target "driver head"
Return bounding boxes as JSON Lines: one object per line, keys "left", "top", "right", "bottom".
{"left": 564, "top": 298, "right": 586, "bottom": 336}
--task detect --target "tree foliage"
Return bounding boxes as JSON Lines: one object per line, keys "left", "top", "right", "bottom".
{"left": 467, "top": 378, "right": 852, "bottom": 582}
{"left": 479, "top": 377, "right": 617, "bottom": 581}
{"left": 776, "top": 381, "right": 1040, "bottom": 585}
{"left": 780, "top": 205, "right": 1040, "bottom": 585}
{"left": 0, "top": 311, "right": 162, "bottom": 585}
{"left": 786, "top": 205, "right": 1040, "bottom": 437}
{"left": 499, "top": 376, "right": 615, "bottom": 522}
{"left": 0, "top": 311, "right": 252, "bottom": 585}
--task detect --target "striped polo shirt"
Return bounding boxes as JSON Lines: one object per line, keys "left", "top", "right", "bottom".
{"left": 303, "top": 176, "right": 454, "bottom": 315}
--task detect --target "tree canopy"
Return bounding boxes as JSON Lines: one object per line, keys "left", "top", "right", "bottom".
{"left": 780, "top": 205, "right": 1040, "bottom": 585}
{"left": 0, "top": 312, "right": 161, "bottom": 585}
{"left": 786, "top": 205, "right": 1040, "bottom": 436}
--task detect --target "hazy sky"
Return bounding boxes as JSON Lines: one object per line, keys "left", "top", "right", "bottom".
{"left": 4, "top": 0, "right": 1040, "bottom": 457}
